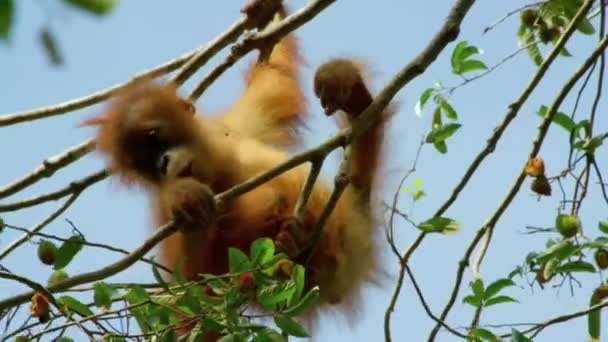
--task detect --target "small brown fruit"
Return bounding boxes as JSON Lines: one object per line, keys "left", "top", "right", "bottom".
{"left": 520, "top": 9, "right": 538, "bottom": 27}
{"left": 30, "top": 292, "right": 50, "bottom": 323}
{"left": 531, "top": 175, "right": 552, "bottom": 196}
{"left": 594, "top": 249, "right": 608, "bottom": 269}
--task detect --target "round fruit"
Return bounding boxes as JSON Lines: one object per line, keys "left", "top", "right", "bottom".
{"left": 595, "top": 249, "right": 608, "bottom": 269}
{"left": 37, "top": 240, "right": 58, "bottom": 266}
{"left": 238, "top": 272, "right": 255, "bottom": 291}
{"left": 555, "top": 214, "right": 581, "bottom": 238}
{"left": 48, "top": 269, "right": 69, "bottom": 286}
{"left": 520, "top": 9, "right": 538, "bottom": 27}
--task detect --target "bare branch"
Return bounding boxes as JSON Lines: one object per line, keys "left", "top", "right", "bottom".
{"left": 0, "top": 192, "right": 83, "bottom": 261}
{"left": 0, "top": 139, "right": 95, "bottom": 200}
{"left": 0, "top": 170, "right": 107, "bottom": 213}
{"left": 189, "top": 0, "right": 336, "bottom": 100}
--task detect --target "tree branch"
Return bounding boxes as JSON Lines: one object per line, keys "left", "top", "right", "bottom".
{"left": 0, "top": 139, "right": 95, "bottom": 200}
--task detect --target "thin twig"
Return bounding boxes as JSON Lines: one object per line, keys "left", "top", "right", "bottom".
{"left": 0, "top": 170, "right": 107, "bottom": 213}
{"left": 1, "top": 224, "right": 172, "bottom": 274}
{"left": 0, "top": 192, "right": 83, "bottom": 261}
{"left": 0, "top": 139, "right": 95, "bottom": 199}
{"left": 0, "top": 221, "right": 180, "bottom": 311}
{"left": 428, "top": 32, "right": 608, "bottom": 342}
{"left": 170, "top": 17, "right": 249, "bottom": 86}
{"left": 189, "top": 0, "right": 336, "bottom": 100}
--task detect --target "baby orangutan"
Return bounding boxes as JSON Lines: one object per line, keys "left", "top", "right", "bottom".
{"left": 85, "top": 0, "right": 393, "bottom": 335}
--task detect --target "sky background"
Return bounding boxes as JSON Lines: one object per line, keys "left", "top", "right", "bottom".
{"left": 0, "top": 1, "right": 607, "bottom": 341}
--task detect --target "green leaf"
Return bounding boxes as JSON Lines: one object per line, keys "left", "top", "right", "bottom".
{"left": 274, "top": 315, "right": 309, "bottom": 338}
{"left": 599, "top": 220, "right": 608, "bottom": 234}
{"left": 56, "top": 338, "right": 74, "bottom": 342}
{"left": 58, "top": 295, "right": 94, "bottom": 317}
{"left": 291, "top": 264, "right": 305, "bottom": 304}
{"left": 543, "top": 257, "right": 559, "bottom": 281}
{"left": 258, "top": 282, "right": 296, "bottom": 309}
{"left": 39, "top": 28, "right": 63, "bottom": 66}
{"left": 485, "top": 295, "right": 518, "bottom": 307}
{"left": 470, "top": 328, "right": 499, "bottom": 341}
{"left": 0, "top": 0, "right": 12, "bottom": 40}
{"left": 151, "top": 257, "right": 171, "bottom": 293}
{"left": 228, "top": 248, "right": 251, "bottom": 273}
{"left": 284, "top": 286, "right": 320, "bottom": 317}
{"left": 508, "top": 266, "right": 523, "bottom": 279}
{"left": 456, "top": 59, "right": 488, "bottom": 75}
{"left": 438, "top": 98, "right": 458, "bottom": 120}
{"left": 54, "top": 235, "right": 85, "bottom": 270}
{"left": 432, "top": 106, "right": 442, "bottom": 129}
{"left": 48, "top": 269, "right": 69, "bottom": 287}
{"left": 94, "top": 282, "right": 116, "bottom": 310}
{"left": 415, "top": 87, "right": 435, "bottom": 116}
{"left": 536, "top": 240, "right": 577, "bottom": 264}
{"left": 471, "top": 278, "right": 485, "bottom": 298}
{"left": 557, "top": 260, "right": 596, "bottom": 274}
{"left": 510, "top": 329, "right": 532, "bottom": 342}
{"left": 463, "top": 295, "right": 481, "bottom": 307}
{"left": 250, "top": 238, "right": 275, "bottom": 266}
{"left": 186, "top": 321, "right": 204, "bottom": 342}
{"left": 433, "top": 140, "right": 448, "bottom": 154}
{"left": 588, "top": 290, "right": 602, "bottom": 341}
{"left": 254, "top": 328, "right": 287, "bottom": 342}
{"left": 63, "top": 0, "right": 117, "bottom": 15}
{"left": 537, "top": 105, "right": 575, "bottom": 133}
{"left": 577, "top": 17, "right": 595, "bottom": 35}
{"left": 483, "top": 278, "right": 515, "bottom": 300}
{"left": 418, "top": 217, "right": 460, "bottom": 234}
{"left": 451, "top": 41, "right": 469, "bottom": 69}
{"left": 426, "top": 123, "right": 462, "bottom": 144}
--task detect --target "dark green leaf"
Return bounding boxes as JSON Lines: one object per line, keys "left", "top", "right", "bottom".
{"left": 557, "top": 260, "right": 596, "bottom": 274}
{"left": 0, "top": 0, "right": 12, "bottom": 40}
{"left": 250, "top": 238, "right": 275, "bottom": 265}
{"left": 485, "top": 295, "right": 518, "bottom": 307}
{"left": 484, "top": 278, "right": 515, "bottom": 300}
{"left": 439, "top": 97, "right": 458, "bottom": 120}
{"left": 228, "top": 248, "right": 251, "bottom": 273}
{"left": 433, "top": 140, "right": 448, "bottom": 154}
{"left": 456, "top": 59, "right": 488, "bottom": 75}
{"left": 599, "top": 220, "right": 608, "bottom": 234}
{"left": 431, "top": 106, "right": 442, "bottom": 129}
{"left": 418, "top": 216, "right": 460, "bottom": 234}
{"left": 274, "top": 315, "right": 309, "bottom": 338}
{"left": 284, "top": 286, "right": 319, "bottom": 317}
{"left": 510, "top": 329, "right": 532, "bottom": 342}
{"left": 151, "top": 258, "right": 171, "bottom": 293}
{"left": 258, "top": 282, "right": 296, "bottom": 309}
{"left": 508, "top": 266, "right": 523, "bottom": 279}
{"left": 58, "top": 295, "right": 94, "bottom": 317}
{"left": 536, "top": 240, "right": 577, "bottom": 264}
{"left": 94, "top": 282, "right": 115, "bottom": 310}
{"left": 54, "top": 235, "right": 85, "bottom": 270}
{"left": 63, "top": 0, "right": 117, "bottom": 15}
{"left": 39, "top": 28, "right": 63, "bottom": 66}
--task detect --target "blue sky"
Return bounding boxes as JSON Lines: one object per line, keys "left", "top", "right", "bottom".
{"left": 1, "top": 1, "right": 607, "bottom": 341}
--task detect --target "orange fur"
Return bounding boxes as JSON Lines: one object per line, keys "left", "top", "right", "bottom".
{"left": 85, "top": 3, "right": 393, "bottom": 338}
